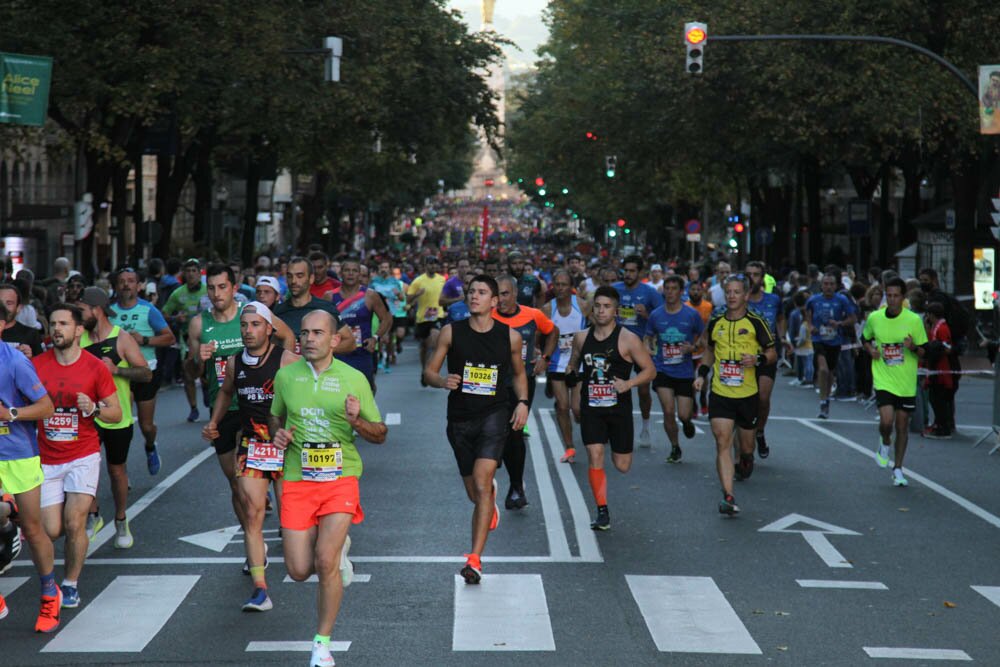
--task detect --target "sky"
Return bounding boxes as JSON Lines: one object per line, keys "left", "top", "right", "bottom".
{"left": 448, "top": 0, "right": 549, "bottom": 71}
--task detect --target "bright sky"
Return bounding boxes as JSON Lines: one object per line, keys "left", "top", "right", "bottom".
{"left": 448, "top": 0, "right": 549, "bottom": 71}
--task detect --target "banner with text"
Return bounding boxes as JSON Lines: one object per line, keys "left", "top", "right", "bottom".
{"left": 979, "top": 65, "right": 1000, "bottom": 135}
{"left": 0, "top": 52, "right": 53, "bottom": 127}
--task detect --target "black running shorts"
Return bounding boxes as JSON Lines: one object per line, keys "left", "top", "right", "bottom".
{"left": 756, "top": 362, "right": 777, "bottom": 380}
{"left": 131, "top": 367, "right": 162, "bottom": 402}
{"left": 446, "top": 407, "right": 509, "bottom": 477}
{"left": 813, "top": 343, "right": 840, "bottom": 371}
{"left": 653, "top": 373, "right": 694, "bottom": 398}
{"left": 415, "top": 320, "right": 443, "bottom": 340}
{"left": 97, "top": 424, "right": 134, "bottom": 466}
{"left": 212, "top": 411, "right": 243, "bottom": 455}
{"left": 875, "top": 390, "right": 916, "bottom": 413}
{"left": 708, "top": 393, "right": 759, "bottom": 430}
{"left": 579, "top": 409, "right": 634, "bottom": 454}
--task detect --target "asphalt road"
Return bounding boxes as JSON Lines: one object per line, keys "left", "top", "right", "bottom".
{"left": 3, "top": 345, "right": 999, "bottom": 666}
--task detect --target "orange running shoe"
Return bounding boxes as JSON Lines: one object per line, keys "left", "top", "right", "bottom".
{"left": 460, "top": 553, "right": 482, "bottom": 584}
{"left": 560, "top": 447, "right": 576, "bottom": 463}
{"left": 35, "top": 588, "right": 62, "bottom": 633}
{"left": 489, "top": 479, "right": 499, "bottom": 531}
{"left": 0, "top": 593, "right": 9, "bottom": 620}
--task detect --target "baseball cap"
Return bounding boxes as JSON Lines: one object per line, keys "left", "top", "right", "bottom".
{"left": 241, "top": 301, "right": 273, "bottom": 326}
{"left": 81, "top": 286, "right": 115, "bottom": 314}
{"left": 256, "top": 276, "right": 281, "bottom": 293}
{"left": 182, "top": 257, "right": 200, "bottom": 268}
{"left": 651, "top": 264, "right": 663, "bottom": 272}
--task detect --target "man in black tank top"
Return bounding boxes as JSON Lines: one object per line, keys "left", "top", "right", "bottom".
{"left": 565, "top": 286, "right": 655, "bottom": 531}
{"left": 202, "top": 302, "right": 298, "bottom": 612}
{"left": 424, "top": 275, "right": 529, "bottom": 584}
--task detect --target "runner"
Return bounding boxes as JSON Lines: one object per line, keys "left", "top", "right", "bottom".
{"left": 272, "top": 257, "right": 354, "bottom": 354}
{"left": 692, "top": 275, "right": 776, "bottom": 516}
{"left": 111, "top": 267, "right": 176, "bottom": 475}
{"left": 33, "top": 304, "right": 122, "bottom": 608}
{"left": 254, "top": 275, "right": 283, "bottom": 309}
{"left": 0, "top": 282, "right": 43, "bottom": 358}
{"left": 79, "top": 287, "right": 152, "bottom": 548}
{"left": 445, "top": 268, "right": 477, "bottom": 324}
{"left": 0, "top": 298, "right": 60, "bottom": 631}
{"left": 370, "top": 260, "right": 408, "bottom": 365}
{"left": 542, "top": 269, "right": 589, "bottom": 463}
{"left": 329, "top": 260, "right": 391, "bottom": 391}
{"left": 613, "top": 255, "right": 663, "bottom": 448}
{"left": 492, "top": 275, "right": 557, "bottom": 509}
{"left": 685, "top": 280, "right": 713, "bottom": 419}
{"left": 439, "top": 257, "right": 471, "bottom": 310}
{"left": 161, "top": 258, "right": 207, "bottom": 422}
{"left": 806, "top": 273, "right": 856, "bottom": 419}
{"left": 407, "top": 256, "right": 446, "bottom": 385}
{"left": 564, "top": 286, "right": 655, "bottom": 530}
{"left": 861, "top": 277, "right": 927, "bottom": 487}
{"left": 308, "top": 251, "right": 341, "bottom": 298}
{"left": 423, "top": 275, "right": 529, "bottom": 583}
{"left": 745, "top": 261, "right": 785, "bottom": 458}
{"left": 268, "top": 310, "right": 386, "bottom": 667}
{"left": 645, "top": 275, "right": 704, "bottom": 464}
{"left": 509, "top": 251, "right": 545, "bottom": 308}
{"left": 203, "top": 302, "right": 298, "bottom": 611}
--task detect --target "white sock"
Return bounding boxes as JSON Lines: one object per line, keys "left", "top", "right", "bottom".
{"left": 642, "top": 419, "right": 650, "bottom": 432}
{"left": 893, "top": 467, "right": 904, "bottom": 477}
{"left": 62, "top": 579, "right": 77, "bottom": 588}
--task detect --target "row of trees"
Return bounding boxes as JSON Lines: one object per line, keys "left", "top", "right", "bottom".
{"left": 0, "top": 0, "right": 503, "bottom": 268}
{"left": 506, "top": 0, "right": 1000, "bottom": 292}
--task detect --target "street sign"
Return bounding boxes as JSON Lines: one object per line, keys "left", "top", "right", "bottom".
{"left": 848, "top": 199, "right": 871, "bottom": 237}
{"left": 945, "top": 208, "right": 956, "bottom": 230}
{"left": 759, "top": 513, "right": 860, "bottom": 568}
{"left": 684, "top": 219, "right": 701, "bottom": 234}
{"left": 686, "top": 233, "right": 701, "bottom": 242}
{"left": 756, "top": 226, "right": 773, "bottom": 246}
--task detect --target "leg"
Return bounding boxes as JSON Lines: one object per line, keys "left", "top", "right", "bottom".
{"left": 501, "top": 429, "right": 526, "bottom": 493}
{"left": 61, "top": 493, "right": 93, "bottom": 582}
{"left": 40, "top": 503, "right": 64, "bottom": 541}
{"left": 676, "top": 395, "right": 695, "bottom": 428}
{"left": 313, "top": 513, "right": 352, "bottom": 637}
{"left": 893, "top": 408, "right": 911, "bottom": 469}
{"left": 106, "top": 463, "right": 129, "bottom": 521}
{"left": 237, "top": 476, "right": 270, "bottom": 585}
{"left": 551, "top": 381, "right": 574, "bottom": 451}
{"left": 638, "top": 381, "right": 652, "bottom": 421}
{"left": 217, "top": 450, "right": 249, "bottom": 528}
{"left": 610, "top": 451, "right": 633, "bottom": 473}
{"left": 736, "top": 426, "right": 756, "bottom": 458}
{"left": 135, "top": 398, "right": 157, "bottom": 450}
{"left": 465, "top": 458, "right": 498, "bottom": 556}
{"left": 878, "top": 405, "right": 894, "bottom": 444}
{"left": 282, "top": 526, "right": 318, "bottom": 581}
{"left": 815, "top": 351, "right": 832, "bottom": 401}
{"left": 656, "top": 387, "right": 679, "bottom": 448}
{"left": 14, "top": 486, "right": 55, "bottom": 578}
{"left": 757, "top": 375, "right": 774, "bottom": 433}
{"left": 711, "top": 418, "right": 737, "bottom": 495}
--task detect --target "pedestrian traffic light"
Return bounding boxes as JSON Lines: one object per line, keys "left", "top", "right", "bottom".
{"left": 617, "top": 218, "right": 626, "bottom": 227}
{"left": 684, "top": 22, "right": 707, "bottom": 74}
{"left": 734, "top": 221, "right": 744, "bottom": 233}
{"left": 605, "top": 155, "right": 617, "bottom": 178}
{"left": 624, "top": 228, "right": 631, "bottom": 235}
{"left": 535, "top": 177, "right": 545, "bottom": 187}
{"left": 538, "top": 187, "right": 546, "bottom": 196}
{"left": 585, "top": 131, "right": 598, "bottom": 141}
{"left": 608, "top": 229, "right": 617, "bottom": 238}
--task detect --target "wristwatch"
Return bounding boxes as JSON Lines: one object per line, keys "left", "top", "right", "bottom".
{"left": 8, "top": 407, "right": 18, "bottom": 421}
{"left": 141, "top": 335, "right": 149, "bottom": 346}
{"left": 518, "top": 399, "right": 530, "bottom": 406}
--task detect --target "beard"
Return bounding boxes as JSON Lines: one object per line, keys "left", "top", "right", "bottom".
{"left": 52, "top": 335, "right": 74, "bottom": 350}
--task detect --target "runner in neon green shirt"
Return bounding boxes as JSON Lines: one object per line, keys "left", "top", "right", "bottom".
{"left": 861, "top": 278, "right": 927, "bottom": 487}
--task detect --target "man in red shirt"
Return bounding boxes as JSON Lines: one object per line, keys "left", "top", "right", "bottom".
{"left": 32, "top": 304, "right": 121, "bottom": 610}
{"left": 309, "top": 251, "right": 341, "bottom": 299}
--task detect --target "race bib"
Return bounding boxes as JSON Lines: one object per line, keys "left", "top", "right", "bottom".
{"left": 246, "top": 437, "right": 283, "bottom": 472}
{"left": 521, "top": 340, "right": 529, "bottom": 361}
{"left": 213, "top": 357, "right": 228, "bottom": 386}
{"left": 300, "top": 441, "right": 343, "bottom": 481}
{"left": 719, "top": 360, "right": 744, "bottom": 387}
{"left": 619, "top": 306, "right": 637, "bottom": 326}
{"left": 661, "top": 342, "right": 684, "bottom": 365}
{"left": 558, "top": 335, "right": 573, "bottom": 355}
{"left": 294, "top": 340, "right": 301, "bottom": 354}
{"left": 819, "top": 324, "right": 837, "bottom": 340}
{"left": 588, "top": 382, "right": 618, "bottom": 408}
{"left": 351, "top": 325, "right": 363, "bottom": 347}
{"left": 0, "top": 419, "right": 9, "bottom": 436}
{"left": 44, "top": 408, "right": 80, "bottom": 442}
{"left": 882, "top": 343, "right": 904, "bottom": 366}
{"left": 423, "top": 307, "right": 439, "bottom": 321}
{"left": 462, "top": 364, "right": 499, "bottom": 396}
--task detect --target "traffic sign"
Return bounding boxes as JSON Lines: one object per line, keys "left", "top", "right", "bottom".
{"left": 756, "top": 227, "right": 773, "bottom": 245}
{"left": 686, "top": 233, "right": 701, "bottom": 242}
{"left": 684, "top": 219, "right": 701, "bottom": 234}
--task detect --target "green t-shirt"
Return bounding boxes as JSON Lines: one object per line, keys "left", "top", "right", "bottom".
{"left": 862, "top": 308, "right": 927, "bottom": 397}
{"left": 200, "top": 306, "right": 243, "bottom": 410}
{"left": 270, "top": 357, "right": 381, "bottom": 482}
{"left": 163, "top": 283, "right": 207, "bottom": 351}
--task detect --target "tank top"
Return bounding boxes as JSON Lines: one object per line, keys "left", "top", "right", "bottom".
{"left": 547, "top": 296, "right": 587, "bottom": 373}
{"left": 233, "top": 344, "right": 283, "bottom": 438}
{"left": 330, "top": 286, "right": 374, "bottom": 378}
{"left": 200, "top": 306, "right": 243, "bottom": 410}
{"left": 579, "top": 325, "right": 632, "bottom": 413}
{"left": 81, "top": 325, "right": 133, "bottom": 430}
{"left": 446, "top": 318, "right": 512, "bottom": 421}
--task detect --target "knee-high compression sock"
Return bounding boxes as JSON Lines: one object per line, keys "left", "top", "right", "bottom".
{"left": 588, "top": 468, "right": 607, "bottom": 506}
{"left": 502, "top": 433, "right": 527, "bottom": 490}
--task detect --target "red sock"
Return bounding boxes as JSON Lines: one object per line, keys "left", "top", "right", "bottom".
{"left": 588, "top": 468, "right": 607, "bottom": 506}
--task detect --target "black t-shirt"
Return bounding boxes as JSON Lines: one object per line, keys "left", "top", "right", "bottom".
{"left": 3, "top": 321, "right": 43, "bottom": 357}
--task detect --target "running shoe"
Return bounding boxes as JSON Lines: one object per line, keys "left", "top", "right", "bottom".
{"left": 924, "top": 426, "right": 953, "bottom": 440}
{"left": 60, "top": 584, "right": 80, "bottom": 609}
{"left": 489, "top": 480, "right": 499, "bottom": 531}
{"left": 682, "top": 420, "right": 695, "bottom": 439}
{"left": 700, "top": 405, "right": 710, "bottom": 418}
{"left": 817, "top": 400, "right": 829, "bottom": 419}
{"left": 383, "top": 364, "right": 391, "bottom": 375}
{"left": 522, "top": 423, "right": 531, "bottom": 438}
{"left": 892, "top": 468, "right": 909, "bottom": 487}
{"left": 590, "top": 505, "right": 610, "bottom": 531}
{"left": 340, "top": 535, "right": 354, "bottom": 588}
{"left": 1, "top": 492, "right": 18, "bottom": 522}
{"left": 875, "top": 443, "right": 891, "bottom": 468}
{"left": 756, "top": 432, "right": 770, "bottom": 459}
{"left": 560, "top": 447, "right": 576, "bottom": 463}
{"left": 114, "top": 518, "right": 133, "bottom": 549}
{"left": 788, "top": 378, "right": 802, "bottom": 386}
{"left": 186, "top": 407, "right": 199, "bottom": 422}
{"left": 310, "top": 640, "right": 336, "bottom": 667}
{"left": 0, "top": 520, "right": 21, "bottom": 575}
{"left": 146, "top": 444, "right": 161, "bottom": 475}
{"left": 0, "top": 593, "right": 8, "bottom": 620}
{"left": 738, "top": 454, "right": 754, "bottom": 480}
{"left": 35, "top": 587, "right": 61, "bottom": 633}
{"left": 241, "top": 587, "right": 273, "bottom": 612}
{"left": 243, "top": 542, "right": 269, "bottom": 576}
{"left": 666, "top": 446, "right": 682, "bottom": 464}
{"left": 719, "top": 493, "right": 740, "bottom": 516}
{"left": 460, "top": 553, "right": 482, "bottom": 585}
{"left": 637, "top": 429, "right": 651, "bottom": 448}
{"left": 86, "top": 512, "right": 104, "bottom": 541}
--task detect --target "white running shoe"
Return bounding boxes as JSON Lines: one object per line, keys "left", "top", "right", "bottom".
{"left": 310, "top": 640, "right": 335, "bottom": 666}
{"left": 638, "top": 429, "right": 651, "bottom": 449}
{"left": 340, "top": 535, "right": 354, "bottom": 588}
{"left": 114, "top": 519, "right": 133, "bottom": 549}
{"left": 892, "top": 468, "right": 909, "bottom": 487}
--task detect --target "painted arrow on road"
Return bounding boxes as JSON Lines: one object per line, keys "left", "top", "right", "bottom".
{"left": 179, "top": 526, "right": 282, "bottom": 552}
{"left": 758, "top": 514, "right": 860, "bottom": 568}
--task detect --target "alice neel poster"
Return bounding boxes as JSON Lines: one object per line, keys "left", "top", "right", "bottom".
{"left": 0, "top": 52, "right": 52, "bottom": 127}
{"left": 980, "top": 65, "right": 1000, "bottom": 135}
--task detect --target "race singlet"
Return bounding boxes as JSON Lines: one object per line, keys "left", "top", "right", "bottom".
{"left": 462, "top": 363, "right": 499, "bottom": 396}
{"left": 300, "top": 442, "right": 343, "bottom": 481}
{"left": 719, "top": 360, "right": 744, "bottom": 387}
{"left": 588, "top": 383, "right": 617, "bottom": 408}
{"left": 44, "top": 407, "right": 80, "bottom": 442}
{"left": 558, "top": 334, "right": 573, "bottom": 356}
{"left": 246, "top": 437, "right": 283, "bottom": 472}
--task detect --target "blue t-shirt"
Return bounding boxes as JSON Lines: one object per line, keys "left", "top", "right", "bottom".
{"left": 0, "top": 343, "right": 49, "bottom": 460}
{"left": 111, "top": 298, "right": 169, "bottom": 370}
{"left": 747, "top": 291, "right": 782, "bottom": 337}
{"left": 645, "top": 304, "right": 704, "bottom": 378}
{"left": 806, "top": 293, "right": 854, "bottom": 346}
{"left": 613, "top": 282, "right": 664, "bottom": 337}
{"left": 441, "top": 276, "right": 464, "bottom": 300}
{"left": 447, "top": 301, "right": 471, "bottom": 324}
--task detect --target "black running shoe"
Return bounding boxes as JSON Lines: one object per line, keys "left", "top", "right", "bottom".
{"left": 666, "top": 446, "right": 682, "bottom": 464}
{"left": 0, "top": 520, "right": 21, "bottom": 575}
{"left": 590, "top": 505, "right": 610, "bottom": 531}
{"left": 505, "top": 486, "right": 529, "bottom": 510}
{"left": 738, "top": 453, "right": 754, "bottom": 480}
{"left": 682, "top": 420, "right": 695, "bottom": 439}
{"left": 756, "top": 432, "right": 769, "bottom": 459}
{"left": 719, "top": 493, "right": 740, "bottom": 515}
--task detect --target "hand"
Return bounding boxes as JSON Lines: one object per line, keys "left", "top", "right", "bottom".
{"left": 612, "top": 376, "right": 630, "bottom": 393}
{"left": 76, "top": 392, "right": 95, "bottom": 415}
{"left": 740, "top": 353, "right": 757, "bottom": 368}
{"left": 693, "top": 376, "right": 704, "bottom": 393}
{"left": 273, "top": 425, "right": 296, "bottom": 450}
{"left": 101, "top": 357, "right": 117, "bottom": 375}
{"left": 679, "top": 342, "right": 694, "bottom": 355}
{"left": 16, "top": 343, "right": 32, "bottom": 358}
{"left": 363, "top": 337, "right": 377, "bottom": 353}
{"left": 510, "top": 403, "right": 529, "bottom": 431}
{"left": 345, "top": 394, "right": 361, "bottom": 423}
{"left": 199, "top": 342, "right": 216, "bottom": 361}
{"left": 867, "top": 345, "right": 881, "bottom": 360}
{"left": 532, "top": 357, "right": 548, "bottom": 376}
{"left": 130, "top": 331, "right": 144, "bottom": 346}
{"left": 443, "top": 373, "right": 462, "bottom": 390}
{"left": 202, "top": 421, "right": 219, "bottom": 441}
{"left": 176, "top": 311, "right": 188, "bottom": 324}
{"left": 904, "top": 334, "right": 914, "bottom": 351}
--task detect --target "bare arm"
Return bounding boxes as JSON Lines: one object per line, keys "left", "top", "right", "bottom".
{"left": 115, "top": 329, "right": 153, "bottom": 383}
{"left": 202, "top": 357, "right": 237, "bottom": 441}
{"left": 349, "top": 413, "right": 387, "bottom": 444}
{"left": 0, "top": 393, "right": 54, "bottom": 422}
{"left": 334, "top": 324, "right": 357, "bottom": 354}
{"left": 423, "top": 324, "right": 454, "bottom": 388}
{"left": 369, "top": 291, "right": 392, "bottom": 339}
{"left": 509, "top": 329, "right": 529, "bottom": 430}
{"left": 619, "top": 329, "right": 656, "bottom": 390}
{"left": 272, "top": 317, "right": 297, "bottom": 351}
{"left": 147, "top": 325, "right": 176, "bottom": 348}
{"left": 187, "top": 313, "right": 204, "bottom": 374}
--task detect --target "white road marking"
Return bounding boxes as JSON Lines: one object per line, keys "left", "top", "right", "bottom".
{"left": 863, "top": 647, "right": 971, "bottom": 660}
{"left": 972, "top": 585, "right": 1000, "bottom": 608}
{"left": 89, "top": 447, "right": 215, "bottom": 556}
{"left": 42, "top": 575, "right": 199, "bottom": 653}
{"left": 759, "top": 513, "right": 859, "bottom": 568}
{"left": 771, "top": 415, "right": 990, "bottom": 431}
{"left": 179, "top": 524, "right": 242, "bottom": 552}
{"left": 796, "top": 579, "right": 887, "bottom": 590}
{"left": 538, "top": 408, "right": 602, "bottom": 562}
{"left": 247, "top": 641, "right": 351, "bottom": 652}
{"left": 452, "top": 574, "right": 555, "bottom": 651}
{"left": 626, "top": 575, "right": 761, "bottom": 654}
{"left": 798, "top": 419, "right": 1000, "bottom": 530}
{"left": 800, "top": 532, "right": 853, "bottom": 568}
{"left": 526, "top": 409, "right": 571, "bottom": 560}
{"left": 0, "top": 576, "right": 29, "bottom": 597}
{"left": 283, "top": 574, "right": 371, "bottom": 584}
{"left": 385, "top": 412, "right": 401, "bottom": 425}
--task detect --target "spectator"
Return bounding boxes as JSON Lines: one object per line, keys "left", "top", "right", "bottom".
{"left": 923, "top": 302, "right": 959, "bottom": 438}
{"left": 919, "top": 267, "right": 972, "bottom": 354}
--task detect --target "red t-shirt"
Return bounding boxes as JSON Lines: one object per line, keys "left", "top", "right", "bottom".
{"left": 32, "top": 350, "right": 117, "bottom": 465}
{"left": 310, "top": 277, "right": 342, "bottom": 299}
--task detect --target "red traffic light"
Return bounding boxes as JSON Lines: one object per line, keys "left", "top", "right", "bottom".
{"left": 484, "top": 178, "right": 495, "bottom": 187}
{"left": 617, "top": 218, "right": 626, "bottom": 227}
{"left": 535, "top": 177, "right": 545, "bottom": 187}
{"left": 734, "top": 222, "right": 745, "bottom": 233}
{"left": 685, "top": 26, "right": 707, "bottom": 46}
{"left": 585, "top": 131, "right": 598, "bottom": 141}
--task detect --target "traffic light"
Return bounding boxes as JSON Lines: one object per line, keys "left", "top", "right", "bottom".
{"left": 617, "top": 218, "right": 626, "bottom": 227}
{"left": 535, "top": 177, "right": 545, "bottom": 187}
{"left": 538, "top": 187, "right": 547, "bottom": 196}
{"left": 561, "top": 187, "right": 569, "bottom": 195}
{"left": 585, "top": 131, "right": 598, "bottom": 141}
{"left": 624, "top": 227, "right": 631, "bottom": 235}
{"left": 684, "top": 22, "right": 707, "bottom": 74}
{"left": 605, "top": 155, "right": 617, "bottom": 178}
{"left": 608, "top": 229, "right": 617, "bottom": 238}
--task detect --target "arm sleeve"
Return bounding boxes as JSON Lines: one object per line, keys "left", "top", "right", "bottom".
{"left": 358, "top": 378, "right": 382, "bottom": 423}
{"left": 162, "top": 290, "right": 180, "bottom": 315}
{"left": 912, "top": 317, "right": 929, "bottom": 346}
{"left": 15, "top": 355, "right": 48, "bottom": 402}
{"left": 148, "top": 304, "right": 169, "bottom": 332}
{"left": 406, "top": 277, "right": 421, "bottom": 295}
{"left": 650, "top": 288, "right": 664, "bottom": 310}
{"left": 692, "top": 311, "right": 705, "bottom": 337}
{"left": 861, "top": 315, "right": 874, "bottom": 342}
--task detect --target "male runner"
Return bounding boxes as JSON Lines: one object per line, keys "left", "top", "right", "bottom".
{"left": 80, "top": 287, "right": 152, "bottom": 548}
{"left": 693, "top": 276, "right": 776, "bottom": 515}
{"left": 645, "top": 275, "right": 704, "bottom": 463}
{"left": 111, "top": 267, "right": 176, "bottom": 474}
{"left": 613, "top": 255, "right": 663, "bottom": 447}
{"left": 204, "top": 302, "right": 298, "bottom": 611}
{"left": 509, "top": 251, "right": 545, "bottom": 308}
{"left": 370, "top": 260, "right": 407, "bottom": 364}
{"left": 308, "top": 251, "right": 341, "bottom": 298}
{"left": 254, "top": 275, "right": 282, "bottom": 309}
{"left": 274, "top": 257, "right": 354, "bottom": 354}
{"left": 565, "top": 286, "right": 655, "bottom": 530}
{"left": 0, "top": 283, "right": 43, "bottom": 358}
{"left": 542, "top": 270, "right": 589, "bottom": 463}
{"left": 161, "top": 258, "right": 207, "bottom": 422}
{"left": 34, "top": 304, "right": 122, "bottom": 608}
{"left": 745, "top": 261, "right": 785, "bottom": 458}
{"left": 269, "top": 310, "right": 386, "bottom": 667}
{"left": 407, "top": 256, "right": 446, "bottom": 384}
{"left": 862, "top": 278, "right": 927, "bottom": 487}
{"left": 492, "top": 275, "right": 557, "bottom": 509}
{"left": 685, "top": 280, "right": 713, "bottom": 418}
{"left": 329, "top": 260, "right": 391, "bottom": 391}
{"left": 439, "top": 257, "right": 471, "bottom": 309}
{"left": 423, "top": 275, "right": 529, "bottom": 583}
{"left": 806, "top": 273, "right": 856, "bottom": 419}
{"left": 0, "top": 299, "right": 59, "bottom": 631}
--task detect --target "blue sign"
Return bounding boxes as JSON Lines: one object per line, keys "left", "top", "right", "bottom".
{"left": 684, "top": 219, "right": 701, "bottom": 234}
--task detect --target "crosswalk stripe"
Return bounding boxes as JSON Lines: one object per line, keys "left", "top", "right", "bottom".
{"left": 385, "top": 413, "right": 401, "bottom": 425}
{"left": 0, "top": 575, "right": 29, "bottom": 598}
{"left": 626, "top": 575, "right": 761, "bottom": 654}
{"left": 526, "top": 409, "right": 571, "bottom": 560}
{"left": 972, "top": 585, "right": 1000, "bottom": 608}
{"left": 283, "top": 574, "right": 371, "bottom": 584}
{"left": 452, "top": 574, "right": 555, "bottom": 651}
{"left": 796, "top": 579, "right": 887, "bottom": 590}
{"left": 247, "top": 641, "right": 351, "bottom": 652}
{"left": 863, "top": 647, "right": 971, "bottom": 660}
{"left": 41, "top": 575, "right": 200, "bottom": 653}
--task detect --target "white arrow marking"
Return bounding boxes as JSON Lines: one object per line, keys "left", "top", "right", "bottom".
{"left": 178, "top": 525, "right": 242, "bottom": 553}
{"left": 992, "top": 197, "right": 1000, "bottom": 210}
{"left": 992, "top": 212, "right": 1000, "bottom": 224}
{"left": 759, "top": 513, "right": 859, "bottom": 568}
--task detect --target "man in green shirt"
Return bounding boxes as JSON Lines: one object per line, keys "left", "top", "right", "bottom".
{"left": 269, "top": 309, "right": 387, "bottom": 667}
{"left": 862, "top": 277, "right": 927, "bottom": 487}
{"left": 161, "top": 258, "right": 206, "bottom": 422}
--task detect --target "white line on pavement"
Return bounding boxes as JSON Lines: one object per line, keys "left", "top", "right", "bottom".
{"left": 385, "top": 412, "right": 401, "bottom": 425}
{"left": 863, "top": 647, "right": 971, "bottom": 660}
{"left": 247, "top": 641, "right": 351, "bottom": 652}
{"left": 0, "top": 575, "right": 29, "bottom": 597}
{"left": 771, "top": 415, "right": 990, "bottom": 431}
{"left": 452, "top": 574, "right": 556, "bottom": 651}
{"left": 526, "top": 409, "right": 571, "bottom": 561}
{"left": 796, "top": 579, "right": 888, "bottom": 590}
{"left": 283, "top": 574, "right": 371, "bottom": 583}
{"left": 655, "top": 418, "right": 705, "bottom": 435}
{"left": 9, "top": 554, "right": 596, "bottom": 568}
{"left": 971, "top": 585, "right": 1000, "bottom": 608}
{"left": 797, "top": 419, "right": 1000, "bottom": 530}
{"left": 801, "top": 531, "right": 853, "bottom": 568}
